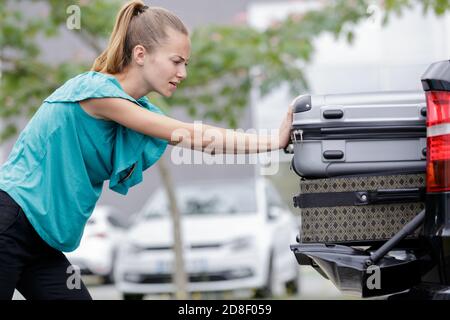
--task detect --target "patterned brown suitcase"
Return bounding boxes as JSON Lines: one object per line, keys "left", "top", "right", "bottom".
{"left": 293, "top": 173, "right": 425, "bottom": 244}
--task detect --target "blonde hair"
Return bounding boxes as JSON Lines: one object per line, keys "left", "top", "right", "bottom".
{"left": 91, "top": 1, "right": 188, "bottom": 74}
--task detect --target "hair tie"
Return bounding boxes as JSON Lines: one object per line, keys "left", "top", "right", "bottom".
{"left": 136, "top": 5, "right": 148, "bottom": 15}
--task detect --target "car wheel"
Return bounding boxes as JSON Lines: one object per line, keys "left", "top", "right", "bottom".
{"left": 122, "top": 293, "right": 145, "bottom": 300}
{"left": 253, "top": 252, "right": 274, "bottom": 299}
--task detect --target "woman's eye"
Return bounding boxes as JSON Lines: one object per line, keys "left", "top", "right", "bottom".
{"left": 173, "top": 60, "right": 188, "bottom": 66}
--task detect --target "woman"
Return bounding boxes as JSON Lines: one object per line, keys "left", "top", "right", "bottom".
{"left": 0, "top": 1, "right": 293, "bottom": 300}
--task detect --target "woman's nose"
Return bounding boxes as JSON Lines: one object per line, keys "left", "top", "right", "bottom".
{"left": 177, "top": 65, "right": 187, "bottom": 80}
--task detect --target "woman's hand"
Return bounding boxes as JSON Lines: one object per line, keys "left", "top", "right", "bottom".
{"left": 278, "top": 103, "right": 294, "bottom": 149}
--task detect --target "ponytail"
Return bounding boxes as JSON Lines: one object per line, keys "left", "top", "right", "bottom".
{"left": 91, "top": 1, "right": 188, "bottom": 74}
{"left": 92, "top": 1, "right": 146, "bottom": 73}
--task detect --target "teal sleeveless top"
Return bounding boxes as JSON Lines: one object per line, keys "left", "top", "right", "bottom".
{"left": 0, "top": 71, "right": 168, "bottom": 252}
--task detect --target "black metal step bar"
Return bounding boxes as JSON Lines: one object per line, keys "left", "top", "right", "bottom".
{"left": 291, "top": 209, "right": 432, "bottom": 298}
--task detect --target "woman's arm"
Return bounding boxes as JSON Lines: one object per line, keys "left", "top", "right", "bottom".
{"left": 79, "top": 98, "right": 293, "bottom": 154}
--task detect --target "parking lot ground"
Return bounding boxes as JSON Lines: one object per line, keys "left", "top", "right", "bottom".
{"left": 13, "top": 266, "right": 356, "bottom": 300}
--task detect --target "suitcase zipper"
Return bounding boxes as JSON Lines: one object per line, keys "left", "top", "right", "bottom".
{"left": 292, "top": 129, "right": 303, "bottom": 143}
{"left": 292, "top": 123, "right": 425, "bottom": 140}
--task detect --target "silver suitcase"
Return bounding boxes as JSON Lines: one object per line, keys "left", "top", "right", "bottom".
{"left": 290, "top": 91, "right": 427, "bottom": 178}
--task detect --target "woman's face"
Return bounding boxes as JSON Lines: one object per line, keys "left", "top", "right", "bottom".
{"left": 141, "top": 28, "right": 191, "bottom": 97}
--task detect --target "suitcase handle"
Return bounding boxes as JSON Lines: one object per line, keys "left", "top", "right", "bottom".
{"left": 362, "top": 187, "right": 426, "bottom": 205}
{"left": 294, "top": 187, "right": 425, "bottom": 208}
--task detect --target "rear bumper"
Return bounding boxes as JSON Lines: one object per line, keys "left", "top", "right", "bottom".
{"left": 387, "top": 282, "right": 450, "bottom": 300}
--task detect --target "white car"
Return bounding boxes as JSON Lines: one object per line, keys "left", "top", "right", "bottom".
{"left": 114, "top": 178, "right": 300, "bottom": 300}
{"left": 66, "top": 205, "right": 128, "bottom": 283}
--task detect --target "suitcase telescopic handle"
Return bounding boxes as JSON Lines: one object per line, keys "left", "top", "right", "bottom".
{"left": 358, "top": 187, "right": 426, "bottom": 205}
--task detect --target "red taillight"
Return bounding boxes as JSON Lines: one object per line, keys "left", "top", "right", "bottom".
{"left": 426, "top": 91, "right": 450, "bottom": 126}
{"left": 426, "top": 91, "right": 450, "bottom": 192}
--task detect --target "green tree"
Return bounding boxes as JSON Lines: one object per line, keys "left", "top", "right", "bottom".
{"left": 1, "top": 0, "right": 449, "bottom": 299}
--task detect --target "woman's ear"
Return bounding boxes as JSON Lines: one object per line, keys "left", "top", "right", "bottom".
{"left": 133, "top": 45, "right": 147, "bottom": 66}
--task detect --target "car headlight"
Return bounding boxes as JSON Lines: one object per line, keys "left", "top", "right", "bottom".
{"left": 229, "top": 236, "right": 254, "bottom": 251}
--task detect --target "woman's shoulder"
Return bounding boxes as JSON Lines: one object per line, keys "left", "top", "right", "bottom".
{"left": 44, "top": 71, "right": 132, "bottom": 104}
{"left": 58, "top": 70, "right": 115, "bottom": 90}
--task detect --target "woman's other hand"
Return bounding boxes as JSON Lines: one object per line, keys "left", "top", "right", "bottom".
{"left": 278, "top": 103, "right": 294, "bottom": 149}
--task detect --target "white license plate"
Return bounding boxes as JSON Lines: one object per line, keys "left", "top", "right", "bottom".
{"left": 151, "top": 259, "right": 209, "bottom": 274}
{"left": 187, "top": 258, "right": 209, "bottom": 273}
{"left": 152, "top": 260, "right": 172, "bottom": 274}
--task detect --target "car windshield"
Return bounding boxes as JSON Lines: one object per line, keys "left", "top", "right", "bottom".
{"left": 141, "top": 180, "right": 257, "bottom": 218}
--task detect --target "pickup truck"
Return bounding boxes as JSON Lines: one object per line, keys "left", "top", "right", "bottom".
{"left": 289, "top": 59, "right": 450, "bottom": 299}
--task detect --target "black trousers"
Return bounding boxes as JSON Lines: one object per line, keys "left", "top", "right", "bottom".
{"left": 0, "top": 190, "right": 92, "bottom": 300}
